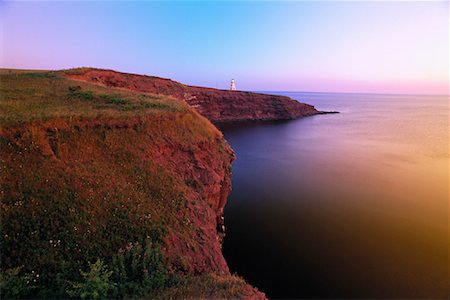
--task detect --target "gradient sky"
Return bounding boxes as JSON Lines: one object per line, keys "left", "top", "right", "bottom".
{"left": 0, "top": 1, "right": 448, "bottom": 94}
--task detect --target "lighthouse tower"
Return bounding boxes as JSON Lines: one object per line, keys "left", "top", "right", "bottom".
{"left": 230, "top": 79, "right": 236, "bottom": 91}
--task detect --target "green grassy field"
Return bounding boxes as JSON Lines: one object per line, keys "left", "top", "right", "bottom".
{"left": 0, "top": 69, "right": 187, "bottom": 126}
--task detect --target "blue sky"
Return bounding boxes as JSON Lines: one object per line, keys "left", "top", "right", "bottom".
{"left": 1, "top": 1, "right": 448, "bottom": 94}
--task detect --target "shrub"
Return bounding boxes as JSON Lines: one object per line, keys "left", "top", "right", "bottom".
{"left": 110, "top": 239, "right": 168, "bottom": 298}
{"left": 61, "top": 239, "right": 170, "bottom": 299}
{"left": 106, "top": 98, "right": 129, "bottom": 105}
{"left": 68, "top": 259, "right": 113, "bottom": 300}
{"left": 67, "top": 89, "right": 94, "bottom": 101}
{"left": 0, "top": 267, "right": 35, "bottom": 299}
{"left": 22, "top": 72, "right": 57, "bottom": 79}
{"left": 100, "top": 95, "right": 129, "bottom": 105}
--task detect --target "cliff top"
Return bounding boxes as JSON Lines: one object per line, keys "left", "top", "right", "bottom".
{"left": 62, "top": 67, "right": 322, "bottom": 122}
{"left": 1, "top": 68, "right": 267, "bottom": 298}
{"left": 1, "top": 67, "right": 324, "bottom": 127}
{"left": 0, "top": 69, "right": 188, "bottom": 127}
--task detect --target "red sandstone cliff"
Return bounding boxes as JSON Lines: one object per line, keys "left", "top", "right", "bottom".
{"left": 65, "top": 68, "right": 320, "bottom": 122}
{"left": 1, "top": 114, "right": 231, "bottom": 273}
{"left": 0, "top": 70, "right": 265, "bottom": 298}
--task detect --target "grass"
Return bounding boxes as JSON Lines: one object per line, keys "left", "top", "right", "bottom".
{"left": 0, "top": 68, "right": 50, "bottom": 75}
{"left": 0, "top": 68, "right": 238, "bottom": 298}
{"left": 0, "top": 117, "right": 204, "bottom": 297}
{"left": 147, "top": 274, "right": 261, "bottom": 299}
{"left": 67, "top": 87, "right": 94, "bottom": 101}
{"left": 0, "top": 70, "right": 188, "bottom": 126}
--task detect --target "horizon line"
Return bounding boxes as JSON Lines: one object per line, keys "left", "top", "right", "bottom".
{"left": 1, "top": 67, "right": 447, "bottom": 97}
{"left": 254, "top": 90, "right": 450, "bottom": 97}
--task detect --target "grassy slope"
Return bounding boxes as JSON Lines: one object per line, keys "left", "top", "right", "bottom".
{"left": 62, "top": 67, "right": 320, "bottom": 123}
{"left": 0, "top": 70, "right": 263, "bottom": 299}
{"left": 0, "top": 69, "right": 187, "bottom": 126}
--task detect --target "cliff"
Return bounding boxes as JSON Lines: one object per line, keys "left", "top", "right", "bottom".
{"left": 0, "top": 70, "right": 264, "bottom": 298}
{"left": 64, "top": 68, "right": 321, "bottom": 122}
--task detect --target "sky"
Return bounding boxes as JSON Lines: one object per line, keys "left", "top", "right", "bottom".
{"left": 0, "top": 1, "right": 448, "bottom": 94}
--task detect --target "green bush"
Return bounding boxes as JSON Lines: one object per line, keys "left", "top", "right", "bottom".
{"left": 67, "top": 89, "right": 94, "bottom": 101}
{"left": 68, "top": 259, "right": 113, "bottom": 300}
{"left": 99, "top": 95, "right": 129, "bottom": 105}
{"left": 22, "top": 72, "right": 58, "bottom": 79}
{"left": 105, "top": 97, "right": 129, "bottom": 105}
{"left": 110, "top": 239, "right": 168, "bottom": 298}
{"left": 62, "top": 239, "right": 169, "bottom": 299}
{"left": 0, "top": 267, "right": 35, "bottom": 299}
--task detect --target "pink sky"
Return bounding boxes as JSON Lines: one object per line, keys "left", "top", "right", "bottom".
{"left": 0, "top": 1, "right": 448, "bottom": 95}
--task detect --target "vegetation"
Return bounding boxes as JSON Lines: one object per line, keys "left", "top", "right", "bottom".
{"left": 0, "top": 69, "right": 254, "bottom": 299}
{"left": 110, "top": 240, "right": 169, "bottom": 298}
{"left": 0, "top": 126, "right": 186, "bottom": 298}
{"left": 147, "top": 274, "right": 258, "bottom": 299}
{"left": 0, "top": 267, "right": 36, "bottom": 299}
{"left": 67, "top": 259, "right": 113, "bottom": 300}
{"left": 0, "top": 70, "right": 187, "bottom": 126}
{"left": 67, "top": 244, "right": 170, "bottom": 300}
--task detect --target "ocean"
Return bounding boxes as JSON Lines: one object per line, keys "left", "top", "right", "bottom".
{"left": 219, "top": 92, "right": 449, "bottom": 299}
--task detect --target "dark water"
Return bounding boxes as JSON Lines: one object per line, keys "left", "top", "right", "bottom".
{"left": 220, "top": 92, "right": 449, "bottom": 299}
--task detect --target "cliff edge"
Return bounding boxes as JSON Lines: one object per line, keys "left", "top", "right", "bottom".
{"left": 0, "top": 70, "right": 264, "bottom": 299}
{"left": 64, "top": 68, "right": 321, "bottom": 123}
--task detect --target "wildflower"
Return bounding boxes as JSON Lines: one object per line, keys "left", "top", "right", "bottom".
{"left": 125, "top": 243, "right": 133, "bottom": 251}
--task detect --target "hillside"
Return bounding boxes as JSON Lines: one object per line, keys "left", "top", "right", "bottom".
{"left": 0, "top": 70, "right": 264, "bottom": 299}
{"left": 64, "top": 68, "right": 321, "bottom": 122}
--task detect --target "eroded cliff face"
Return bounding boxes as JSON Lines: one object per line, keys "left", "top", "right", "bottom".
{"left": 1, "top": 114, "right": 264, "bottom": 298}
{"left": 0, "top": 70, "right": 265, "bottom": 298}
{"left": 65, "top": 68, "right": 320, "bottom": 122}
{"left": 1, "top": 113, "right": 230, "bottom": 273}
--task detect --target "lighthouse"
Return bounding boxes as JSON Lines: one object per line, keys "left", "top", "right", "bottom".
{"left": 230, "top": 79, "right": 236, "bottom": 91}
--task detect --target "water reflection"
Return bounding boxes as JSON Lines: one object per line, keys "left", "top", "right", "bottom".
{"left": 220, "top": 93, "right": 449, "bottom": 299}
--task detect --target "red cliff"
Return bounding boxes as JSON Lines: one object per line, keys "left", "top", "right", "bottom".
{"left": 65, "top": 68, "right": 320, "bottom": 122}
{"left": 0, "top": 70, "right": 265, "bottom": 299}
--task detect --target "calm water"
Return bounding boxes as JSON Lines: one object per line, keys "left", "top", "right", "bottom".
{"left": 220, "top": 92, "right": 449, "bottom": 299}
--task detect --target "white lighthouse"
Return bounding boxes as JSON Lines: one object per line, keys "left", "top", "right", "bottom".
{"left": 230, "top": 79, "right": 236, "bottom": 91}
